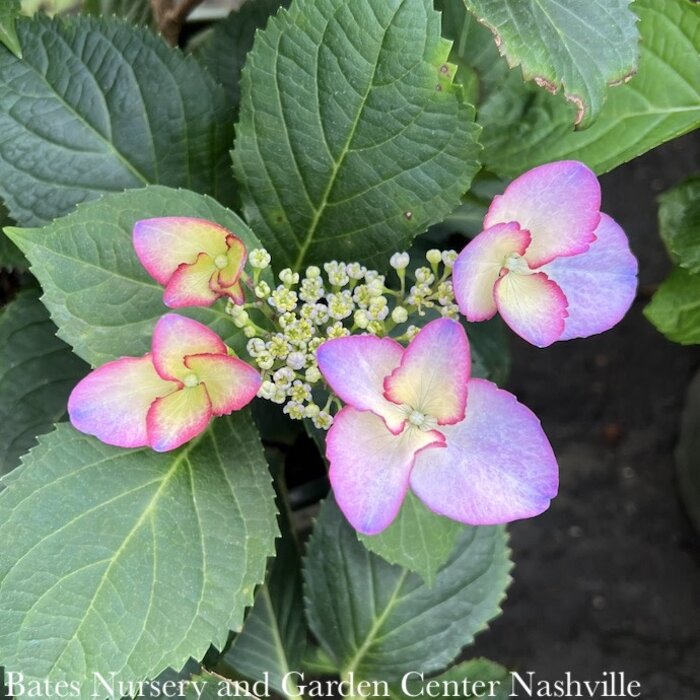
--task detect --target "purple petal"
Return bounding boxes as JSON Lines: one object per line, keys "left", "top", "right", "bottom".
{"left": 541, "top": 214, "right": 638, "bottom": 340}
{"left": 316, "top": 335, "right": 406, "bottom": 433}
{"left": 327, "top": 407, "right": 444, "bottom": 535}
{"left": 411, "top": 379, "right": 558, "bottom": 525}
{"left": 485, "top": 161, "right": 601, "bottom": 267}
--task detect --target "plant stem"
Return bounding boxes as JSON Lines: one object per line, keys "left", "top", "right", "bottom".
{"left": 151, "top": 0, "right": 205, "bottom": 45}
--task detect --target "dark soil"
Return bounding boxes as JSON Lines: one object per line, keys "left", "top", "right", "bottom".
{"left": 470, "top": 133, "right": 700, "bottom": 698}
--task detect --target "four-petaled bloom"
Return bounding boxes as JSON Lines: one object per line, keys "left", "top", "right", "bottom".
{"left": 453, "top": 161, "right": 638, "bottom": 347}
{"left": 68, "top": 314, "right": 261, "bottom": 452}
{"left": 316, "top": 318, "right": 558, "bottom": 535}
{"left": 134, "top": 217, "right": 247, "bottom": 308}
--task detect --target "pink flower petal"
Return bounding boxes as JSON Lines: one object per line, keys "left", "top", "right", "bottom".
{"left": 541, "top": 214, "right": 638, "bottom": 340}
{"left": 218, "top": 236, "right": 247, "bottom": 288}
{"left": 147, "top": 384, "right": 213, "bottom": 452}
{"left": 68, "top": 355, "right": 175, "bottom": 448}
{"left": 185, "top": 353, "right": 261, "bottom": 415}
{"left": 494, "top": 271, "right": 568, "bottom": 347}
{"left": 316, "top": 335, "right": 407, "bottom": 433}
{"left": 327, "top": 407, "right": 445, "bottom": 535}
{"left": 453, "top": 223, "right": 531, "bottom": 321}
{"left": 485, "top": 161, "right": 601, "bottom": 267}
{"left": 152, "top": 314, "right": 227, "bottom": 382}
{"left": 411, "top": 378, "right": 558, "bottom": 525}
{"left": 384, "top": 318, "right": 470, "bottom": 426}
{"left": 163, "top": 254, "right": 219, "bottom": 309}
{"left": 133, "top": 217, "right": 231, "bottom": 285}
{"left": 217, "top": 281, "right": 245, "bottom": 305}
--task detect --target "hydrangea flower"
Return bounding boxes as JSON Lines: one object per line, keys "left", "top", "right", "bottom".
{"left": 68, "top": 314, "right": 261, "bottom": 452}
{"left": 133, "top": 217, "right": 247, "bottom": 308}
{"left": 316, "top": 318, "right": 558, "bottom": 535}
{"left": 452, "top": 161, "right": 638, "bottom": 347}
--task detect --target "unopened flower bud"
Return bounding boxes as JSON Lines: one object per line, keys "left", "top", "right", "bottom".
{"left": 390, "top": 252, "right": 410, "bottom": 270}
{"left": 426, "top": 249, "right": 442, "bottom": 266}
{"left": 249, "top": 249, "right": 271, "bottom": 269}
{"left": 391, "top": 306, "right": 409, "bottom": 324}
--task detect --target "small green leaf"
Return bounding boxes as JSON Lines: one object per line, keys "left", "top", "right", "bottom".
{"left": 677, "top": 370, "right": 700, "bottom": 535}
{"left": 304, "top": 498, "right": 512, "bottom": 680}
{"left": 644, "top": 267, "right": 700, "bottom": 345}
{"left": 0, "top": 415, "right": 277, "bottom": 695}
{"left": 0, "top": 288, "right": 87, "bottom": 475}
{"left": 479, "top": 0, "right": 700, "bottom": 176}
{"left": 0, "top": 0, "right": 21, "bottom": 57}
{"left": 359, "top": 491, "right": 464, "bottom": 586}
{"left": 658, "top": 176, "right": 700, "bottom": 272}
{"left": 466, "top": 317, "right": 510, "bottom": 385}
{"left": 7, "top": 186, "right": 263, "bottom": 367}
{"left": 461, "top": 0, "right": 639, "bottom": 128}
{"left": 0, "top": 201, "right": 25, "bottom": 270}
{"left": 0, "top": 15, "right": 235, "bottom": 226}
{"left": 217, "top": 486, "right": 306, "bottom": 697}
{"left": 191, "top": 0, "right": 289, "bottom": 113}
{"left": 82, "top": 0, "right": 153, "bottom": 25}
{"left": 435, "top": 0, "right": 508, "bottom": 105}
{"left": 388, "top": 658, "right": 511, "bottom": 699}
{"left": 234, "top": 0, "right": 481, "bottom": 272}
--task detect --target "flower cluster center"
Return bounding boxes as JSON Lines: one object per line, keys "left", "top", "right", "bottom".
{"left": 183, "top": 372, "right": 200, "bottom": 388}
{"left": 503, "top": 253, "right": 533, "bottom": 276}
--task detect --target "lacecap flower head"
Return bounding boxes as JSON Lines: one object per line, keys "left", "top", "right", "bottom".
{"left": 453, "top": 161, "right": 638, "bottom": 347}
{"left": 133, "top": 217, "right": 247, "bottom": 308}
{"left": 68, "top": 314, "right": 261, "bottom": 452}
{"left": 316, "top": 318, "right": 558, "bottom": 535}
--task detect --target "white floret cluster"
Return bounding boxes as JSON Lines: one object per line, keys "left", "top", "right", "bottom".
{"left": 227, "top": 248, "right": 459, "bottom": 429}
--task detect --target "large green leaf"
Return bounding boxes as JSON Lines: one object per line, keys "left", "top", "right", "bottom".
{"left": 0, "top": 415, "right": 277, "bottom": 695}
{"left": 233, "top": 0, "right": 481, "bottom": 272}
{"left": 358, "top": 491, "right": 463, "bottom": 586}
{"left": 461, "top": 0, "right": 638, "bottom": 127}
{"left": 0, "top": 0, "right": 21, "bottom": 57}
{"left": 191, "top": 0, "right": 289, "bottom": 113}
{"left": 6, "top": 186, "right": 262, "bottom": 367}
{"left": 217, "top": 486, "right": 306, "bottom": 697}
{"left": 0, "top": 288, "right": 87, "bottom": 475}
{"left": 304, "top": 498, "right": 511, "bottom": 680}
{"left": 644, "top": 267, "right": 700, "bottom": 345}
{"left": 0, "top": 15, "right": 235, "bottom": 226}
{"left": 479, "top": 0, "right": 700, "bottom": 176}
{"left": 387, "top": 658, "right": 511, "bottom": 699}
{"left": 658, "top": 176, "right": 700, "bottom": 273}
{"left": 677, "top": 370, "right": 700, "bottom": 534}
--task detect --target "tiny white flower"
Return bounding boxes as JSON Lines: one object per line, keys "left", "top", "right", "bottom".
{"left": 390, "top": 252, "right": 410, "bottom": 270}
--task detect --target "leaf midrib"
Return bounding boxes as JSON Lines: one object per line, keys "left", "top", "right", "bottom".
{"left": 291, "top": 1, "right": 404, "bottom": 271}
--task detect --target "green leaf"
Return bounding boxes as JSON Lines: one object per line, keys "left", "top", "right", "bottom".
{"left": 479, "top": 0, "right": 700, "bottom": 176}
{"left": 388, "top": 658, "right": 511, "bottom": 699}
{"left": 658, "top": 176, "right": 700, "bottom": 272}
{"left": 434, "top": 0, "right": 508, "bottom": 105}
{"left": 0, "top": 201, "right": 25, "bottom": 269}
{"left": 217, "top": 486, "right": 306, "bottom": 697}
{"left": 6, "top": 186, "right": 263, "bottom": 367}
{"left": 191, "top": 0, "right": 289, "bottom": 113}
{"left": 233, "top": 0, "right": 481, "bottom": 272}
{"left": 461, "top": 0, "right": 639, "bottom": 128}
{"left": 82, "top": 0, "right": 153, "bottom": 25}
{"left": 466, "top": 317, "right": 510, "bottom": 385}
{"left": 644, "top": 267, "right": 700, "bottom": 345}
{"left": 0, "top": 288, "right": 87, "bottom": 475}
{"left": 0, "top": 15, "right": 235, "bottom": 227}
{"left": 358, "top": 491, "right": 464, "bottom": 586}
{"left": 677, "top": 370, "right": 700, "bottom": 535}
{"left": 0, "top": 415, "right": 278, "bottom": 695}
{"left": 304, "top": 498, "right": 512, "bottom": 680}
{"left": 0, "top": 0, "right": 21, "bottom": 57}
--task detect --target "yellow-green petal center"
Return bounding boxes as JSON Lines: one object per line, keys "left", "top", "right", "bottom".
{"left": 183, "top": 372, "right": 200, "bottom": 388}
{"left": 214, "top": 254, "right": 229, "bottom": 270}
